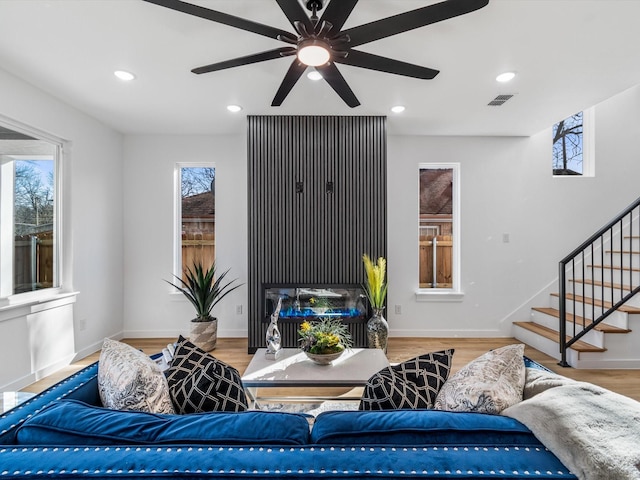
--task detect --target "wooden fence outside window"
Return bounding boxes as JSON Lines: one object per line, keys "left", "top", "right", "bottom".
{"left": 419, "top": 235, "right": 453, "bottom": 288}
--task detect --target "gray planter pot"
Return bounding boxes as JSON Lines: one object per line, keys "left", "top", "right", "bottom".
{"left": 190, "top": 318, "right": 218, "bottom": 351}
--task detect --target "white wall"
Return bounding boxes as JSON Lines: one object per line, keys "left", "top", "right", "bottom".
{"left": 122, "top": 135, "right": 247, "bottom": 339}
{"left": 120, "top": 85, "right": 640, "bottom": 341}
{"left": 0, "top": 68, "right": 124, "bottom": 388}
{"left": 387, "top": 84, "right": 640, "bottom": 336}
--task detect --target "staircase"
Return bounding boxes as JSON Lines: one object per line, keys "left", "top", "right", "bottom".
{"left": 514, "top": 197, "right": 640, "bottom": 369}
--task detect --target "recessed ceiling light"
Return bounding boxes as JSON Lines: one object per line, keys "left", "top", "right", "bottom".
{"left": 226, "top": 104, "right": 243, "bottom": 113}
{"left": 496, "top": 71, "right": 516, "bottom": 83}
{"left": 114, "top": 70, "right": 136, "bottom": 81}
{"left": 391, "top": 105, "right": 406, "bottom": 114}
{"left": 307, "top": 71, "right": 323, "bottom": 81}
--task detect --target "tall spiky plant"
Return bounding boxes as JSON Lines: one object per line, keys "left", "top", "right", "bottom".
{"left": 166, "top": 262, "right": 243, "bottom": 322}
{"left": 362, "top": 254, "right": 388, "bottom": 309}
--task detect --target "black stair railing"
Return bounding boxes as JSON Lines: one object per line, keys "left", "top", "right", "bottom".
{"left": 558, "top": 195, "right": 640, "bottom": 366}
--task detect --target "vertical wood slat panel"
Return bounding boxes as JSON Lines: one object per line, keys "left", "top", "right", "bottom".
{"left": 247, "top": 116, "right": 387, "bottom": 352}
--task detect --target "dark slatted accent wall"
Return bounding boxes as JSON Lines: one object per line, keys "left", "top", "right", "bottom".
{"left": 247, "top": 116, "right": 387, "bottom": 352}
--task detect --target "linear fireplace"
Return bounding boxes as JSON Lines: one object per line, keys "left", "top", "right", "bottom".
{"left": 247, "top": 115, "right": 387, "bottom": 352}
{"left": 262, "top": 284, "right": 370, "bottom": 348}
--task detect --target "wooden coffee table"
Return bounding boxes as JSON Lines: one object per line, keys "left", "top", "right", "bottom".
{"left": 241, "top": 348, "right": 389, "bottom": 408}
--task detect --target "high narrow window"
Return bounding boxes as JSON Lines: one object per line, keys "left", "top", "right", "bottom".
{"left": 552, "top": 108, "right": 594, "bottom": 177}
{"left": 418, "top": 164, "right": 460, "bottom": 292}
{"left": 176, "top": 165, "right": 215, "bottom": 279}
{"left": 552, "top": 111, "right": 583, "bottom": 175}
{"left": 0, "top": 123, "right": 60, "bottom": 299}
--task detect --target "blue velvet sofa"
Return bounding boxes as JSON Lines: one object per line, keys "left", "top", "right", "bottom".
{"left": 0, "top": 359, "right": 576, "bottom": 479}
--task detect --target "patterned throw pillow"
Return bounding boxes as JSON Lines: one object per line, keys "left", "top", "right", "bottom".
{"left": 434, "top": 343, "right": 525, "bottom": 414}
{"left": 98, "top": 338, "right": 175, "bottom": 414}
{"left": 359, "top": 349, "right": 454, "bottom": 410}
{"left": 165, "top": 337, "right": 248, "bottom": 414}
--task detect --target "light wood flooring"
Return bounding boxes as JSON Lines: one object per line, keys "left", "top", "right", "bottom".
{"left": 21, "top": 337, "right": 640, "bottom": 402}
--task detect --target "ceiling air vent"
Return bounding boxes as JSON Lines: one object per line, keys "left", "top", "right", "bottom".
{"left": 488, "top": 94, "right": 514, "bottom": 106}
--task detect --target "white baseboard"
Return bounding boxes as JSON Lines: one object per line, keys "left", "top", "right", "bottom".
{"left": 1, "top": 353, "right": 76, "bottom": 392}
{"left": 1, "top": 372, "right": 36, "bottom": 392}
{"left": 122, "top": 329, "right": 248, "bottom": 339}
{"left": 73, "top": 333, "right": 123, "bottom": 362}
{"left": 388, "top": 329, "right": 508, "bottom": 338}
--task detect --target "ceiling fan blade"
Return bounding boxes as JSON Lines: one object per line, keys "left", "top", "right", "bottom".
{"left": 274, "top": 0, "right": 314, "bottom": 33}
{"left": 271, "top": 60, "right": 307, "bottom": 106}
{"left": 316, "top": 63, "right": 360, "bottom": 108}
{"left": 192, "top": 47, "right": 296, "bottom": 75}
{"left": 143, "top": 0, "right": 296, "bottom": 42}
{"left": 343, "top": 0, "right": 489, "bottom": 47}
{"left": 336, "top": 49, "right": 439, "bottom": 80}
{"left": 319, "top": 0, "right": 359, "bottom": 33}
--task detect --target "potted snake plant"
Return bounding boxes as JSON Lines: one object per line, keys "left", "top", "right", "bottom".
{"left": 166, "top": 261, "right": 242, "bottom": 351}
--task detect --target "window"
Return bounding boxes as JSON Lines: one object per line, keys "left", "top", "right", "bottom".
{"left": 0, "top": 122, "right": 61, "bottom": 300}
{"left": 552, "top": 108, "right": 594, "bottom": 176}
{"left": 175, "top": 165, "right": 215, "bottom": 279}
{"left": 418, "top": 164, "right": 461, "bottom": 295}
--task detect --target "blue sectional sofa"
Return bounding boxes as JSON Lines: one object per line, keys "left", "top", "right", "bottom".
{"left": 0, "top": 358, "right": 577, "bottom": 479}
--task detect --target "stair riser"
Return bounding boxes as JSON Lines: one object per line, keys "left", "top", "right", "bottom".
{"left": 581, "top": 268, "right": 640, "bottom": 285}
{"left": 601, "top": 254, "right": 640, "bottom": 268}
{"left": 530, "top": 310, "right": 605, "bottom": 347}
{"left": 575, "top": 331, "right": 640, "bottom": 368}
{"left": 513, "top": 324, "right": 580, "bottom": 366}
{"left": 548, "top": 296, "right": 631, "bottom": 328}
{"left": 568, "top": 284, "right": 627, "bottom": 299}
{"left": 567, "top": 284, "right": 640, "bottom": 308}
{"left": 625, "top": 237, "right": 640, "bottom": 250}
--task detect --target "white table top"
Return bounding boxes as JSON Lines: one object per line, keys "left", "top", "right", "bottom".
{"left": 241, "top": 348, "right": 389, "bottom": 388}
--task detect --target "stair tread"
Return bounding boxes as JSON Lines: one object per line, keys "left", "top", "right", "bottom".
{"left": 532, "top": 307, "right": 631, "bottom": 333}
{"left": 570, "top": 278, "right": 633, "bottom": 292}
{"left": 551, "top": 292, "right": 640, "bottom": 313}
{"left": 513, "top": 321, "right": 606, "bottom": 352}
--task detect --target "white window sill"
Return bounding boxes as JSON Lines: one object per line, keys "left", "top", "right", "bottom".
{"left": 415, "top": 290, "right": 464, "bottom": 302}
{"left": 0, "top": 291, "right": 79, "bottom": 322}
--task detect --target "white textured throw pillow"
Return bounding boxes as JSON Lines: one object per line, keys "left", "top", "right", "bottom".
{"left": 434, "top": 344, "right": 525, "bottom": 414}
{"left": 98, "top": 338, "right": 175, "bottom": 413}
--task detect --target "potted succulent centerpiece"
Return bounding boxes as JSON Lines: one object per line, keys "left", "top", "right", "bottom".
{"left": 166, "top": 261, "right": 242, "bottom": 351}
{"left": 362, "top": 254, "right": 389, "bottom": 352}
{"left": 298, "top": 317, "right": 353, "bottom": 365}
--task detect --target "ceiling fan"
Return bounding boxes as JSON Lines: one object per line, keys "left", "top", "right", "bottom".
{"left": 143, "top": 0, "right": 490, "bottom": 107}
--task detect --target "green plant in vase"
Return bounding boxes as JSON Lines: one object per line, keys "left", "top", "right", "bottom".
{"left": 165, "top": 261, "right": 242, "bottom": 351}
{"left": 362, "top": 254, "right": 389, "bottom": 352}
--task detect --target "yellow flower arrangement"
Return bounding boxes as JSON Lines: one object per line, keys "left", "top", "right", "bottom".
{"left": 362, "top": 254, "right": 387, "bottom": 309}
{"left": 298, "top": 318, "right": 353, "bottom": 355}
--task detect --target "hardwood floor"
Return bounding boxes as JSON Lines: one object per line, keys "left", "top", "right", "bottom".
{"left": 21, "top": 337, "right": 640, "bottom": 402}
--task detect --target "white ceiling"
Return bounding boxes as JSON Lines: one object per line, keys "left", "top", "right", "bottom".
{"left": 0, "top": 0, "right": 639, "bottom": 137}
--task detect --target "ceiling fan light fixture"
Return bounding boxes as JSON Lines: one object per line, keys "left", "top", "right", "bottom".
{"left": 297, "top": 39, "right": 330, "bottom": 67}
{"left": 496, "top": 71, "right": 516, "bottom": 83}
{"left": 226, "top": 104, "right": 243, "bottom": 113}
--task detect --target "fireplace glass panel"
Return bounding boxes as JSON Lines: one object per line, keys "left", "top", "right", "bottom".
{"left": 263, "top": 284, "right": 368, "bottom": 323}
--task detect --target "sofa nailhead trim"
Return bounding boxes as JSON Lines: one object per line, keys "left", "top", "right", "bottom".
{"left": 0, "top": 446, "right": 575, "bottom": 476}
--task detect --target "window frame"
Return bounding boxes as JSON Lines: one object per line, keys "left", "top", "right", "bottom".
{"left": 173, "top": 162, "right": 216, "bottom": 280}
{"left": 0, "top": 115, "right": 64, "bottom": 306}
{"left": 416, "top": 162, "right": 463, "bottom": 302}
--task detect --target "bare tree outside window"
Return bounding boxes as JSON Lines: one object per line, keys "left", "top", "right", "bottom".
{"left": 14, "top": 161, "right": 54, "bottom": 235}
{"left": 552, "top": 112, "right": 583, "bottom": 175}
